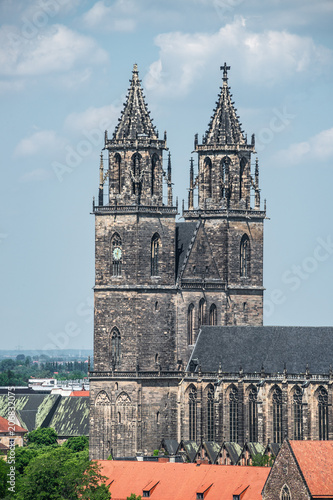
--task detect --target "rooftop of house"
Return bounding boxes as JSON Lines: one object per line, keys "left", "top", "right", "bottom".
{"left": 0, "top": 415, "right": 27, "bottom": 434}
{"left": 98, "top": 460, "right": 270, "bottom": 500}
{"left": 289, "top": 440, "right": 333, "bottom": 498}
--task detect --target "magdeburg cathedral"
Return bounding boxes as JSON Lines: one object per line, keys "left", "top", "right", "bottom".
{"left": 89, "top": 63, "right": 333, "bottom": 459}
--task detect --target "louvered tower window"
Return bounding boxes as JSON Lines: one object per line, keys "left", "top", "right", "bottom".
{"left": 240, "top": 234, "right": 250, "bottom": 277}
{"left": 187, "top": 304, "right": 195, "bottom": 345}
{"left": 110, "top": 327, "right": 121, "bottom": 367}
{"left": 151, "top": 233, "right": 160, "bottom": 276}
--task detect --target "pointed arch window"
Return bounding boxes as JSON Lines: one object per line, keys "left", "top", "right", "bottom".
{"left": 110, "top": 327, "right": 121, "bottom": 367}
{"left": 187, "top": 304, "right": 195, "bottom": 345}
{"left": 248, "top": 386, "right": 258, "bottom": 442}
{"left": 207, "top": 385, "right": 214, "bottom": 441}
{"left": 318, "top": 387, "right": 328, "bottom": 440}
{"left": 204, "top": 157, "right": 212, "bottom": 198}
{"left": 293, "top": 386, "right": 303, "bottom": 440}
{"left": 240, "top": 234, "right": 250, "bottom": 277}
{"left": 198, "top": 298, "right": 207, "bottom": 329}
{"left": 111, "top": 233, "right": 122, "bottom": 276}
{"left": 221, "top": 157, "right": 230, "bottom": 200}
{"left": 189, "top": 386, "right": 197, "bottom": 441}
{"left": 114, "top": 153, "right": 121, "bottom": 194}
{"left": 229, "top": 386, "right": 238, "bottom": 442}
{"left": 281, "top": 485, "right": 291, "bottom": 500}
{"left": 151, "top": 233, "right": 160, "bottom": 276}
{"left": 209, "top": 304, "right": 217, "bottom": 325}
{"left": 272, "top": 386, "right": 283, "bottom": 443}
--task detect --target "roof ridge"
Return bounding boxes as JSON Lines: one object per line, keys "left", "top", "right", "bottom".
{"left": 177, "top": 220, "right": 201, "bottom": 284}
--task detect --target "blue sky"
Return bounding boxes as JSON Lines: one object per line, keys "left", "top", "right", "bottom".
{"left": 1, "top": 0, "right": 332, "bottom": 350}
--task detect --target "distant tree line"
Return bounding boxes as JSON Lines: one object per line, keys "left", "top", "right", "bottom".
{"left": 0, "top": 357, "right": 88, "bottom": 386}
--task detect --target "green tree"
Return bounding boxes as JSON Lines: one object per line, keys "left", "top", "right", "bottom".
{"left": 16, "top": 447, "right": 110, "bottom": 500}
{"left": 0, "top": 458, "right": 10, "bottom": 498}
{"left": 127, "top": 494, "right": 142, "bottom": 500}
{"left": 251, "top": 453, "right": 274, "bottom": 467}
{"left": 63, "top": 436, "right": 89, "bottom": 452}
{"left": 27, "top": 428, "right": 58, "bottom": 446}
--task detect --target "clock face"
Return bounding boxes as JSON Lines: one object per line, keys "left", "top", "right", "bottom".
{"left": 113, "top": 247, "right": 122, "bottom": 261}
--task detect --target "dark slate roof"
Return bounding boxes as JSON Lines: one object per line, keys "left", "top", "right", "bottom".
{"left": 187, "top": 326, "right": 333, "bottom": 374}
{"left": 175, "top": 222, "right": 198, "bottom": 280}
{"left": 113, "top": 64, "right": 158, "bottom": 141}
{"left": 180, "top": 440, "right": 200, "bottom": 463}
{"left": 160, "top": 439, "right": 179, "bottom": 456}
{"left": 221, "top": 442, "right": 242, "bottom": 465}
{"left": 48, "top": 396, "right": 89, "bottom": 437}
{"left": 203, "top": 65, "right": 246, "bottom": 146}
{"left": 202, "top": 441, "right": 220, "bottom": 464}
{"left": 0, "top": 394, "right": 60, "bottom": 432}
{"left": 264, "top": 443, "right": 280, "bottom": 457}
{"left": 242, "top": 442, "right": 265, "bottom": 460}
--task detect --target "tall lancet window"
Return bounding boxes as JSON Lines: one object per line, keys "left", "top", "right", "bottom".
{"left": 204, "top": 157, "right": 212, "bottom": 198}
{"left": 188, "top": 386, "right": 197, "bottom": 441}
{"left": 151, "top": 154, "right": 159, "bottom": 196}
{"left": 114, "top": 153, "right": 121, "bottom": 193}
{"left": 207, "top": 385, "right": 215, "bottom": 441}
{"left": 239, "top": 157, "right": 247, "bottom": 200}
{"left": 132, "top": 153, "right": 141, "bottom": 195}
{"left": 272, "top": 386, "right": 283, "bottom": 443}
{"left": 110, "top": 327, "right": 121, "bottom": 367}
{"left": 198, "top": 298, "right": 207, "bottom": 329}
{"left": 229, "top": 386, "right": 238, "bottom": 442}
{"left": 151, "top": 233, "right": 160, "bottom": 276}
{"left": 293, "top": 386, "right": 303, "bottom": 440}
{"left": 187, "top": 304, "right": 195, "bottom": 345}
{"left": 318, "top": 387, "right": 329, "bottom": 440}
{"left": 209, "top": 304, "right": 217, "bottom": 325}
{"left": 221, "top": 157, "right": 230, "bottom": 200}
{"left": 111, "top": 232, "right": 122, "bottom": 277}
{"left": 240, "top": 234, "right": 250, "bottom": 277}
{"left": 248, "top": 386, "right": 258, "bottom": 442}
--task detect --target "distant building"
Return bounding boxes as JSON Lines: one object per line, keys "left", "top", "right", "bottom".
{"left": 89, "top": 63, "right": 333, "bottom": 459}
{"left": 0, "top": 415, "right": 27, "bottom": 448}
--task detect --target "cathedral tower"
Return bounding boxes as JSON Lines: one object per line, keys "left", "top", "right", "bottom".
{"left": 181, "top": 63, "right": 265, "bottom": 333}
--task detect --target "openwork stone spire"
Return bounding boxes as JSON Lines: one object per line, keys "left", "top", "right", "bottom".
{"left": 113, "top": 63, "right": 158, "bottom": 141}
{"left": 204, "top": 63, "right": 246, "bottom": 146}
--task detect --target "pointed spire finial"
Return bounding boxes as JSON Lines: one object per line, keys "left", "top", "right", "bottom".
{"left": 220, "top": 62, "right": 231, "bottom": 83}
{"left": 133, "top": 62, "right": 138, "bottom": 73}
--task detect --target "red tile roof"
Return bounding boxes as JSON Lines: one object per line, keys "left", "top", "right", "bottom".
{"left": 98, "top": 460, "right": 270, "bottom": 500}
{"left": 290, "top": 440, "right": 333, "bottom": 498}
{"left": 0, "top": 416, "right": 27, "bottom": 434}
{"left": 69, "top": 390, "right": 89, "bottom": 397}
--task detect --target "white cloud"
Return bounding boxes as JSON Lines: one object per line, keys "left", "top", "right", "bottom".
{"left": 144, "top": 17, "right": 332, "bottom": 96}
{"left": 275, "top": 128, "right": 333, "bottom": 167}
{"left": 14, "top": 130, "right": 65, "bottom": 157}
{"left": 82, "top": 0, "right": 136, "bottom": 32}
{"left": 0, "top": 24, "right": 108, "bottom": 77}
{"left": 64, "top": 104, "right": 121, "bottom": 136}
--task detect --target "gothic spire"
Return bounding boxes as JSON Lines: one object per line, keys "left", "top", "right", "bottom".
{"left": 204, "top": 63, "right": 246, "bottom": 146}
{"left": 113, "top": 63, "right": 158, "bottom": 141}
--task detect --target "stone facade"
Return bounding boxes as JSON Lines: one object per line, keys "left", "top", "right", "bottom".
{"left": 89, "top": 63, "right": 332, "bottom": 460}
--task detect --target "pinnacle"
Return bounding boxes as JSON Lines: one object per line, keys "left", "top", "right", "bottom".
{"left": 204, "top": 64, "right": 246, "bottom": 146}
{"left": 113, "top": 64, "right": 158, "bottom": 141}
